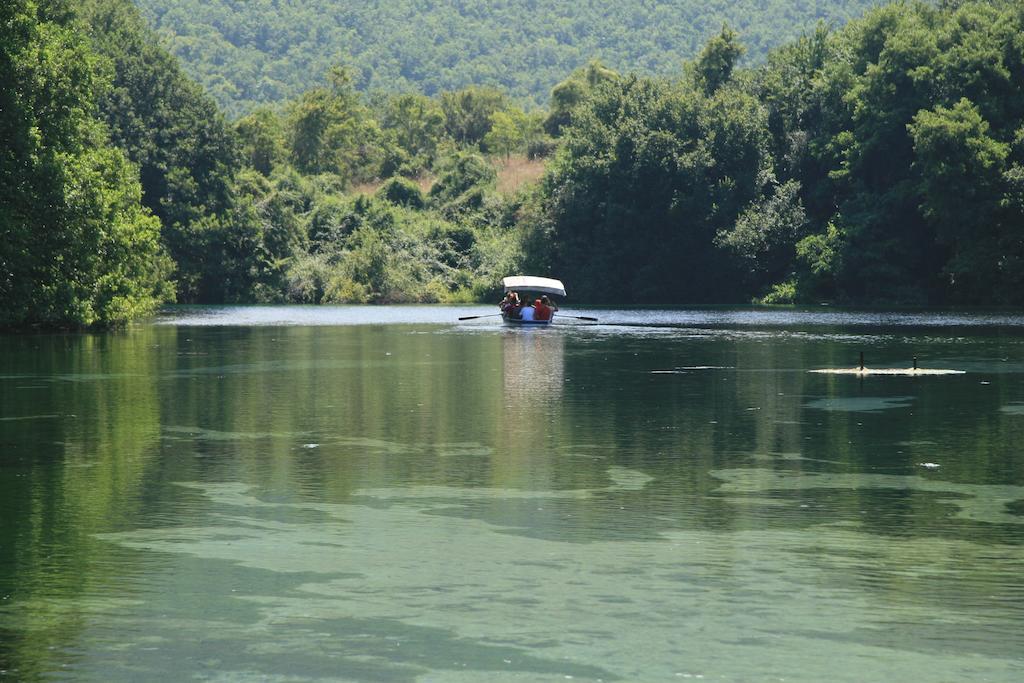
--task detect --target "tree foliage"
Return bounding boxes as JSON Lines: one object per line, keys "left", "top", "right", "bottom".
{"left": 133, "top": 0, "right": 881, "bottom": 116}
{"left": 530, "top": 73, "right": 774, "bottom": 302}
{"left": 0, "top": 0, "right": 172, "bottom": 327}
{"left": 513, "top": 0, "right": 1024, "bottom": 305}
{"left": 761, "top": 0, "right": 1024, "bottom": 304}
{"left": 77, "top": 0, "right": 239, "bottom": 302}
{"left": 440, "top": 87, "right": 509, "bottom": 146}
{"left": 694, "top": 24, "right": 746, "bottom": 95}
{"left": 544, "top": 60, "right": 620, "bottom": 135}
{"left": 8, "top": 0, "right": 1024, "bottom": 320}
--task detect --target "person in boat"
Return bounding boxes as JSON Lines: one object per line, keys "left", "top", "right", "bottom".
{"left": 500, "top": 291, "right": 520, "bottom": 314}
{"left": 519, "top": 299, "right": 536, "bottom": 321}
{"left": 500, "top": 291, "right": 524, "bottom": 319}
{"left": 533, "top": 295, "right": 557, "bottom": 321}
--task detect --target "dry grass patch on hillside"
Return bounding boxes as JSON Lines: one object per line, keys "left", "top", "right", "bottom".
{"left": 349, "top": 180, "right": 384, "bottom": 196}
{"left": 495, "top": 156, "right": 546, "bottom": 195}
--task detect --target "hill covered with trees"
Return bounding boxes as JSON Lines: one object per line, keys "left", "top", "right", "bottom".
{"left": 4, "top": 0, "right": 1024, "bottom": 328}
{"left": 133, "top": 0, "right": 880, "bottom": 116}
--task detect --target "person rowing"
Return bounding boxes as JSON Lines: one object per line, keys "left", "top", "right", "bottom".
{"left": 500, "top": 291, "right": 521, "bottom": 317}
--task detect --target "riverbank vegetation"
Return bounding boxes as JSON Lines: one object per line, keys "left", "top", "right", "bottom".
{"left": 3, "top": 0, "right": 1024, "bottom": 327}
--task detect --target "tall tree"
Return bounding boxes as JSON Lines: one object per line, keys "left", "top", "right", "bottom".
{"left": 0, "top": 0, "right": 172, "bottom": 327}
{"left": 909, "top": 98, "right": 1011, "bottom": 301}
{"left": 235, "top": 108, "right": 286, "bottom": 176}
{"left": 694, "top": 24, "right": 745, "bottom": 95}
{"left": 287, "top": 66, "right": 384, "bottom": 181}
{"left": 757, "top": 0, "right": 1024, "bottom": 304}
{"left": 380, "top": 93, "right": 446, "bottom": 170}
{"left": 76, "top": 0, "right": 238, "bottom": 301}
{"left": 440, "top": 86, "right": 508, "bottom": 146}
{"left": 545, "top": 60, "right": 620, "bottom": 135}
{"left": 532, "top": 75, "right": 772, "bottom": 302}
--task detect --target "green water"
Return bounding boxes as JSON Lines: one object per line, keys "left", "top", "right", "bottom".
{"left": 1, "top": 306, "right": 1023, "bottom": 682}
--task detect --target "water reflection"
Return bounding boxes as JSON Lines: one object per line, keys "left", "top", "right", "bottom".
{"left": 2, "top": 311, "right": 1024, "bottom": 682}
{"left": 0, "top": 329, "right": 166, "bottom": 681}
{"left": 159, "top": 304, "right": 1024, "bottom": 330}
{"left": 501, "top": 328, "right": 565, "bottom": 407}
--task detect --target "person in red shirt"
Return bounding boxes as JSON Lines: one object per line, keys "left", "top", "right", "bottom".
{"left": 533, "top": 295, "right": 558, "bottom": 321}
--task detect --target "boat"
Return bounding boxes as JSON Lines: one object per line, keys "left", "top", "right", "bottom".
{"left": 500, "top": 276, "right": 565, "bottom": 325}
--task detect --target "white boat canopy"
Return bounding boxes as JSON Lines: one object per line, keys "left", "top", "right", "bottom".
{"left": 502, "top": 276, "right": 566, "bottom": 297}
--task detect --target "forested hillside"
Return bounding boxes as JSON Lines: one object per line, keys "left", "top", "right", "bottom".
{"left": 133, "top": 0, "right": 879, "bottom": 116}
{"left": 4, "top": 0, "right": 1024, "bottom": 328}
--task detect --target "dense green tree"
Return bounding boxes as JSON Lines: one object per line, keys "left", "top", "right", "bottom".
{"left": 0, "top": 0, "right": 172, "bottom": 327}
{"left": 440, "top": 87, "right": 509, "bottom": 145}
{"left": 715, "top": 180, "right": 808, "bottom": 291}
{"left": 207, "top": 169, "right": 307, "bottom": 302}
{"left": 235, "top": 108, "right": 287, "bottom": 176}
{"left": 76, "top": 0, "right": 238, "bottom": 302}
{"left": 545, "top": 80, "right": 587, "bottom": 136}
{"left": 528, "top": 72, "right": 774, "bottom": 302}
{"left": 287, "top": 66, "right": 388, "bottom": 183}
{"left": 909, "top": 98, "right": 1012, "bottom": 301}
{"left": 694, "top": 24, "right": 746, "bottom": 95}
{"left": 483, "top": 111, "right": 525, "bottom": 160}
{"left": 380, "top": 93, "right": 446, "bottom": 172}
{"left": 545, "top": 60, "right": 620, "bottom": 135}
{"left": 753, "top": 23, "right": 835, "bottom": 213}
{"left": 753, "top": 0, "right": 1024, "bottom": 304}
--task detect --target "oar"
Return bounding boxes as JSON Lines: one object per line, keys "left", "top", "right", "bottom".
{"left": 559, "top": 314, "right": 599, "bottom": 322}
{"left": 458, "top": 313, "right": 503, "bottom": 321}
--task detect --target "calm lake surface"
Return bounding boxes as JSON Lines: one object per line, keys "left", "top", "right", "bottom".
{"left": 2, "top": 305, "right": 1023, "bottom": 682}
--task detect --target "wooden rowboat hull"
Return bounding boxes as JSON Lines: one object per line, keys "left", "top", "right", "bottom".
{"left": 502, "top": 314, "right": 553, "bottom": 325}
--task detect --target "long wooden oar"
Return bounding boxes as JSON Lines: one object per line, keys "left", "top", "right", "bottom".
{"left": 459, "top": 312, "right": 599, "bottom": 322}
{"left": 458, "top": 313, "right": 503, "bottom": 321}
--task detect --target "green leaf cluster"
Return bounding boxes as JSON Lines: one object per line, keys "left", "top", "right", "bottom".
{"left": 77, "top": 0, "right": 240, "bottom": 303}
{"left": 0, "top": 0, "right": 172, "bottom": 328}
{"left": 753, "top": 0, "right": 1024, "bottom": 304}
{"left": 531, "top": 62, "right": 776, "bottom": 302}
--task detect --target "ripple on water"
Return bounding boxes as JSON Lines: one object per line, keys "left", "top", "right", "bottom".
{"left": 804, "top": 396, "right": 915, "bottom": 412}
{"left": 88, "top": 476, "right": 1024, "bottom": 682}
{"left": 0, "top": 414, "right": 62, "bottom": 421}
